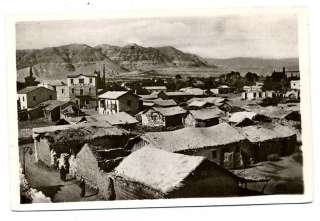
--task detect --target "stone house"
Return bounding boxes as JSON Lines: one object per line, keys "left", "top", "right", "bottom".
{"left": 17, "top": 86, "right": 57, "bottom": 110}
{"left": 183, "top": 108, "right": 223, "bottom": 127}
{"left": 239, "top": 124, "right": 297, "bottom": 162}
{"left": 141, "top": 106, "right": 187, "bottom": 128}
{"left": 98, "top": 91, "right": 140, "bottom": 115}
{"left": 128, "top": 123, "right": 249, "bottom": 169}
{"left": 73, "top": 143, "right": 130, "bottom": 197}
{"left": 112, "top": 146, "right": 241, "bottom": 200}
{"left": 37, "top": 100, "right": 80, "bottom": 122}
{"left": 32, "top": 123, "right": 132, "bottom": 167}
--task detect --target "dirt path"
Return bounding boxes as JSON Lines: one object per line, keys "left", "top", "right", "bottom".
{"left": 23, "top": 146, "right": 102, "bottom": 202}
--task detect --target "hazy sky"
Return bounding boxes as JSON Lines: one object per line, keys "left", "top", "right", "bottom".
{"left": 16, "top": 13, "right": 299, "bottom": 59}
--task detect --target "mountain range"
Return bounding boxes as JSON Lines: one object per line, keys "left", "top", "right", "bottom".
{"left": 207, "top": 57, "right": 299, "bottom": 75}
{"left": 16, "top": 43, "right": 209, "bottom": 81}
{"left": 16, "top": 43, "right": 299, "bottom": 81}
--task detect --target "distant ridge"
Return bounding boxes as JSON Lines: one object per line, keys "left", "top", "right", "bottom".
{"left": 95, "top": 43, "right": 210, "bottom": 70}
{"left": 206, "top": 57, "right": 299, "bottom": 75}
{"left": 16, "top": 43, "right": 210, "bottom": 81}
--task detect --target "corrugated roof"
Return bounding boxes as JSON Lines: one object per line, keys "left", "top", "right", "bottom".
{"left": 77, "top": 115, "right": 112, "bottom": 126}
{"left": 17, "top": 86, "right": 39, "bottom": 94}
{"left": 240, "top": 124, "right": 296, "bottom": 143}
{"left": 143, "top": 86, "right": 167, "bottom": 90}
{"left": 165, "top": 91, "right": 189, "bottom": 96}
{"left": 152, "top": 106, "right": 187, "bottom": 116}
{"left": 114, "top": 146, "right": 205, "bottom": 194}
{"left": 98, "top": 91, "right": 129, "bottom": 99}
{"left": 152, "top": 98, "right": 177, "bottom": 107}
{"left": 67, "top": 73, "right": 96, "bottom": 78}
{"left": 189, "top": 108, "right": 223, "bottom": 120}
{"left": 139, "top": 94, "right": 158, "bottom": 100}
{"left": 179, "top": 87, "right": 205, "bottom": 96}
{"left": 229, "top": 111, "right": 256, "bottom": 123}
{"left": 244, "top": 105, "right": 300, "bottom": 119}
{"left": 142, "top": 123, "right": 246, "bottom": 152}
{"left": 102, "top": 112, "right": 138, "bottom": 125}
{"left": 188, "top": 100, "right": 208, "bottom": 107}
{"left": 37, "top": 100, "right": 71, "bottom": 111}
{"left": 187, "top": 97, "right": 228, "bottom": 106}
{"left": 39, "top": 80, "right": 66, "bottom": 86}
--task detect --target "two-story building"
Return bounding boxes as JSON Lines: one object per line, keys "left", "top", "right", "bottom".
{"left": 17, "top": 86, "right": 57, "bottom": 110}
{"left": 98, "top": 91, "right": 140, "bottom": 115}
{"left": 37, "top": 80, "right": 71, "bottom": 102}
{"left": 66, "top": 73, "right": 98, "bottom": 108}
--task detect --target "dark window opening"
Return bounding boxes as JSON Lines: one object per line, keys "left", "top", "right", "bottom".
{"left": 33, "top": 96, "right": 36, "bottom": 101}
{"left": 127, "top": 100, "right": 131, "bottom": 106}
{"left": 100, "top": 100, "right": 105, "bottom": 108}
{"left": 79, "top": 79, "right": 84, "bottom": 84}
{"left": 49, "top": 95, "right": 52, "bottom": 100}
{"left": 212, "top": 150, "right": 217, "bottom": 159}
{"left": 111, "top": 102, "right": 117, "bottom": 111}
{"left": 80, "top": 89, "right": 83, "bottom": 95}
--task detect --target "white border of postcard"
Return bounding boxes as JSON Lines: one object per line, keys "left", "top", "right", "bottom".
{"left": 7, "top": 7, "right": 313, "bottom": 211}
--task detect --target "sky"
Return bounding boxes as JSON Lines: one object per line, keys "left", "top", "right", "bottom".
{"left": 16, "top": 12, "right": 299, "bottom": 59}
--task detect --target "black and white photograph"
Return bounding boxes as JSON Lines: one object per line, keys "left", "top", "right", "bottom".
{"left": 8, "top": 7, "right": 312, "bottom": 210}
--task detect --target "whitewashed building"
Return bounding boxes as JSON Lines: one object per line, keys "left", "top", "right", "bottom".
{"left": 98, "top": 91, "right": 140, "bottom": 115}
{"left": 67, "top": 73, "right": 98, "bottom": 108}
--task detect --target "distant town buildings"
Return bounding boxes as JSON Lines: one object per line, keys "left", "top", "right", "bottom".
{"left": 211, "top": 85, "right": 232, "bottom": 95}
{"left": 290, "top": 80, "right": 300, "bottom": 90}
{"left": 143, "top": 86, "right": 167, "bottom": 93}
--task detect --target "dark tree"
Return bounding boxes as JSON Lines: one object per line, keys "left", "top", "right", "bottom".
{"left": 175, "top": 74, "right": 182, "bottom": 80}
{"left": 102, "top": 65, "right": 106, "bottom": 89}
{"left": 24, "top": 66, "right": 37, "bottom": 86}
{"left": 245, "top": 72, "right": 259, "bottom": 84}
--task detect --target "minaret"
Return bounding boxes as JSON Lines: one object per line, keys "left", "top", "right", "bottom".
{"left": 102, "top": 64, "right": 106, "bottom": 89}
{"left": 24, "top": 66, "right": 37, "bottom": 86}
{"left": 29, "top": 66, "right": 33, "bottom": 77}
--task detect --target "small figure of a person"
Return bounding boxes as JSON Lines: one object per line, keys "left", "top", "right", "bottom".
{"left": 60, "top": 166, "right": 66, "bottom": 181}
{"left": 107, "top": 177, "right": 116, "bottom": 200}
{"left": 79, "top": 177, "right": 85, "bottom": 197}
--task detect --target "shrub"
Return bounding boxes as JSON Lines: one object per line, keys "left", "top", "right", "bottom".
{"left": 267, "top": 153, "right": 280, "bottom": 161}
{"left": 291, "top": 152, "right": 303, "bottom": 164}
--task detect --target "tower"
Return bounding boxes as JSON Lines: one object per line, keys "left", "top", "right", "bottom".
{"left": 24, "top": 66, "right": 37, "bottom": 86}
{"left": 102, "top": 64, "right": 106, "bottom": 89}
